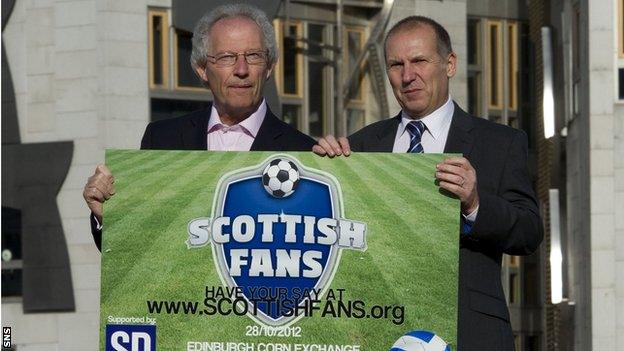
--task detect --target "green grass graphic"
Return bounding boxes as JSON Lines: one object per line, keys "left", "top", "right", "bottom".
{"left": 100, "top": 150, "right": 459, "bottom": 350}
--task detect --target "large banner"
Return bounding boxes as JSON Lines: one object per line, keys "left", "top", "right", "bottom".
{"left": 100, "top": 150, "right": 459, "bottom": 351}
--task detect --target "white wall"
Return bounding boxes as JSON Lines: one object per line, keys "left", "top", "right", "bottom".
{"left": 588, "top": 0, "right": 624, "bottom": 349}
{"left": 1, "top": 0, "right": 160, "bottom": 349}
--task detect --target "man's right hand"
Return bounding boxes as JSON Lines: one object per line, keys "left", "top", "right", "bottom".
{"left": 83, "top": 164, "right": 115, "bottom": 224}
{"left": 312, "top": 135, "right": 351, "bottom": 157}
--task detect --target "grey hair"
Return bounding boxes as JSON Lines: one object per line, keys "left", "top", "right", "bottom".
{"left": 190, "top": 3, "right": 278, "bottom": 70}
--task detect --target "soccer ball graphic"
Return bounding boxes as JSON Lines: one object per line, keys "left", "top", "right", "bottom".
{"left": 390, "top": 330, "right": 451, "bottom": 351}
{"left": 262, "top": 158, "right": 300, "bottom": 198}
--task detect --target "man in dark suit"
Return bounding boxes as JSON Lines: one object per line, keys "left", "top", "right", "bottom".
{"left": 313, "top": 16, "right": 542, "bottom": 350}
{"left": 83, "top": 4, "right": 315, "bottom": 250}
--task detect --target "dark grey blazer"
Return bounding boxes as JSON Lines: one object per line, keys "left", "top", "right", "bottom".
{"left": 91, "top": 105, "right": 316, "bottom": 249}
{"left": 349, "top": 102, "right": 543, "bottom": 351}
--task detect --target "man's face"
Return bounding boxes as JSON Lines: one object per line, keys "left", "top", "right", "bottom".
{"left": 195, "top": 17, "right": 274, "bottom": 121}
{"left": 385, "top": 25, "right": 456, "bottom": 118}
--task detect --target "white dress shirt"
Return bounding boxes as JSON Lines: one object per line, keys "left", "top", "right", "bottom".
{"left": 392, "top": 95, "right": 454, "bottom": 153}
{"left": 391, "top": 96, "right": 478, "bottom": 221}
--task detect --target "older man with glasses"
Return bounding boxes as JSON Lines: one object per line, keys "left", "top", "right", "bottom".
{"left": 83, "top": 4, "right": 315, "bottom": 250}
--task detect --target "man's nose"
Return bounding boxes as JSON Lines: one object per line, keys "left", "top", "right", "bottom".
{"left": 401, "top": 63, "right": 417, "bottom": 84}
{"left": 233, "top": 55, "right": 250, "bottom": 77}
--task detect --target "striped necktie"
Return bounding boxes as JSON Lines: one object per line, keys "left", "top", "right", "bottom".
{"left": 406, "top": 120, "right": 426, "bottom": 153}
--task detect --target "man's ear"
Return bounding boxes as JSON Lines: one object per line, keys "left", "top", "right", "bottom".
{"left": 194, "top": 65, "right": 208, "bottom": 82}
{"left": 446, "top": 52, "right": 457, "bottom": 78}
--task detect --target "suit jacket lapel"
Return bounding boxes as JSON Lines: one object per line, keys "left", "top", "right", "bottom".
{"left": 250, "top": 108, "right": 283, "bottom": 151}
{"left": 181, "top": 104, "right": 210, "bottom": 150}
{"left": 375, "top": 114, "right": 401, "bottom": 152}
{"left": 443, "top": 102, "right": 475, "bottom": 157}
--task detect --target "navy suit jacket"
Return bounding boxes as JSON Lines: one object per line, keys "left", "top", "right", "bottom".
{"left": 91, "top": 105, "right": 316, "bottom": 249}
{"left": 349, "top": 103, "right": 543, "bottom": 351}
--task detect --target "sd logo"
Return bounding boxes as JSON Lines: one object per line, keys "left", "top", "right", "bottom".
{"left": 105, "top": 324, "right": 156, "bottom": 351}
{"left": 188, "top": 155, "right": 368, "bottom": 326}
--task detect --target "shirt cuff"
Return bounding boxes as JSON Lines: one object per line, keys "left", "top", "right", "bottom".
{"left": 92, "top": 213, "right": 103, "bottom": 231}
{"left": 462, "top": 206, "right": 479, "bottom": 222}
{"left": 461, "top": 206, "right": 478, "bottom": 235}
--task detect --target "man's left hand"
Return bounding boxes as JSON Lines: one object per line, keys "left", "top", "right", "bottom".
{"left": 436, "top": 157, "right": 479, "bottom": 215}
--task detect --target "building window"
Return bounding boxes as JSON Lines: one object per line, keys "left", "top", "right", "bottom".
{"left": 275, "top": 20, "right": 304, "bottom": 129}
{"left": 487, "top": 20, "right": 503, "bottom": 111}
{"left": 174, "top": 30, "right": 204, "bottom": 90}
{"left": 274, "top": 20, "right": 334, "bottom": 137}
{"left": 467, "top": 19, "right": 482, "bottom": 116}
{"left": 618, "top": 0, "right": 624, "bottom": 101}
{"left": 507, "top": 22, "right": 518, "bottom": 111}
{"left": 467, "top": 18, "right": 522, "bottom": 127}
{"left": 148, "top": 8, "right": 210, "bottom": 122}
{"left": 276, "top": 20, "right": 303, "bottom": 97}
{"left": 345, "top": 27, "right": 366, "bottom": 134}
{"left": 307, "top": 23, "right": 328, "bottom": 137}
{"left": 282, "top": 104, "right": 301, "bottom": 130}
{"left": 345, "top": 27, "right": 365, "bottom": 102}
{"left": 149, "top": 9, "right": 169, "bottom": 89}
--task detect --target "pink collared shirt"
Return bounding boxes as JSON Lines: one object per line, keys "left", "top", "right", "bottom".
{"left": 206, "top": 100, "right": 266, "bottom": 151}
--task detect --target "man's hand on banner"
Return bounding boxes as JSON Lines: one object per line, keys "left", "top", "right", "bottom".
{"left": 312, "top": 135, "right": 351, "bottom": 157}
{"left": 436, "top": 157, "right": 479, "bottom": 215}
{"left": 83, "top": 164, "right": 116, "bottom": 223}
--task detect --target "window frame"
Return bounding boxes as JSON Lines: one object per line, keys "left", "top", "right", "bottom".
{"left": 172, "top": 29, "right": 207, "bottom": 92}
{"left": 275, "top": 19, "right": 304, "bottom": 98}
{"left": 467, "top": 18, "right": 484, "bottom": 117}
{"left": 344, "top": 26, "right": 366, "bottom": 104}
{"left": 616, "top": 0, "right": 624, "bottom": 102}
{"left": 486, "top": 20, "right": 504, "bottom": 111}
{"left": 148, "top": 8, "right": 170, "bottom": 90}
{"left": 507, "top": 22, "right": 518, "bottom": 111}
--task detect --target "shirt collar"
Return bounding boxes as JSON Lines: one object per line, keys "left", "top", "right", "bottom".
{"left": 398, "top": 96, "right": 454, "bottom": 139}
{"left": 207, "top": 99, "right": 267, "bottom": 137}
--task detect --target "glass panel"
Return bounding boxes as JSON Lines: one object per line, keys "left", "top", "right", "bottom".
{"left": 308, "top": 23, "right": 325, "bottom": 137}
{"left": 467, "top": 19, "right": 479, "bottom": 65}
{"left": 524, "top": 261, "right": 540, "bottom": 305}
{"left": 282, "top": 104, "right": 300, "bottom": 129}
{"left": 347, "top": 30, "right": 363, "bottom": 100}
{"left": 346, "top": 109, "right": 364, "bottom": 135}
{"left": 509, "top": 273, "right": 519, "bottom": 304}
{"left": 177, "top": 31, "right": 203, "bottom": 88}
{"left": 283, "top": 24, "right": 299, "bottom": 95}
{"left": 152, "top": 15, "right": 163, "bottom": 85}
{"left": 467, "top": 71, "right": 480, "bottom": 116}
{"left": 508, "top": 24, "right": 517, "bottom": 110}
{"left": 619, "top": 68, "right": 624, "bottom": 100}
{"left": 489, "top": 24, "right": 499, "bottom": 107}
{"left": 150, "top": 98, "right": 212, "bottom": 122}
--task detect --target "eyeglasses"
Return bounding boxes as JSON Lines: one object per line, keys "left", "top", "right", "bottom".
{"left": 206, "top": 50, "right": 269, "bottom": 67}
